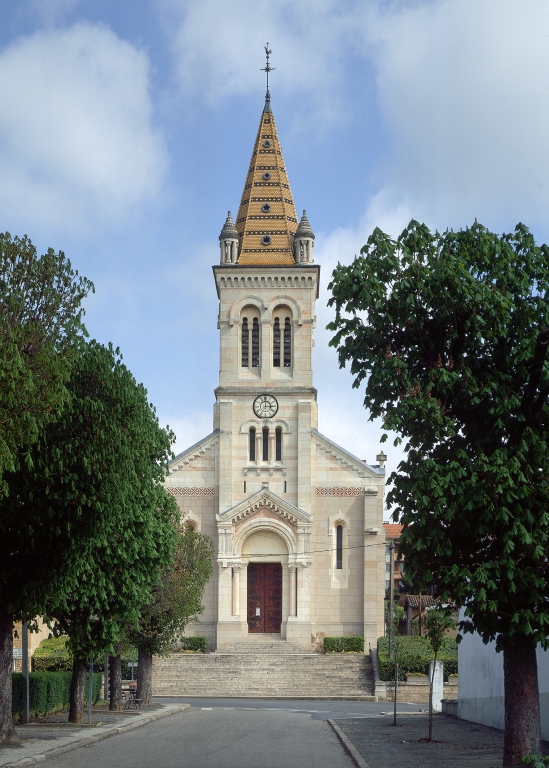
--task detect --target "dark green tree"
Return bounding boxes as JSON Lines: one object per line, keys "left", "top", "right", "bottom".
{"left": 127, "top": 524, "right": 214, "bottom": 704}
{"left": 0, "top": 232, "right": 93, "bottom": 492}
{"left": 1, "top": 341, "right": 177, "bottom": 726}
{"left": 0, "top": 234, "right": 92, "bottom": 742}
{"left": 328, "top": 220, "right": 549, "bottom": 767}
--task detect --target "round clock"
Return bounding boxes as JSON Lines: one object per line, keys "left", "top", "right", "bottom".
{"left": 253, "top": 394, "right": 278, "bottom": 419}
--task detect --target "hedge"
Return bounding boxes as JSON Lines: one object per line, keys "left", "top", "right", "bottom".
{"left": 179, "top": 636, "right": 207, "bottom": 653}
{"left": 33, "top": 636, "right": 72, "bottom": 672}
{"left": 377, "top": 636, "right": 458, "bottom": 681}
{"left": 323, "top": 636, "right": 364, "bottom": 653}
{"left": 12, "top": 672, "right": 102, "bottom": 719}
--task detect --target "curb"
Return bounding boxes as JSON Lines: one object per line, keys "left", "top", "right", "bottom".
{"left": 328, "top": 719, "right": 370, "bottom": 768}
{"left": 3, "top": 705, "right": 190, "bottom": 768}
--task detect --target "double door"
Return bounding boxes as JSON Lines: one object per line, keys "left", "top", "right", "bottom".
{"left": 247, "top": 563, "right": 282, "bottom": 633}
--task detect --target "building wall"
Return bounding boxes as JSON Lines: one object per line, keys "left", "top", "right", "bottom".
{"left": 458, "top": 624, "right": 549, "bottom": 739}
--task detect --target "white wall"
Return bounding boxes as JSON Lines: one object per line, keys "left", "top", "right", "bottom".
{"left": 458, "top": 627, "right": 549, "bottom": 739}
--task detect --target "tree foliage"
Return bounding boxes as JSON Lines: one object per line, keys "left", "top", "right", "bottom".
{"left": 127, "top": 524, "right": 214, "bottom": 657}
{"left": 328, "top": 220, "right": 549, "bottom": 763}
{"left": 0, "top": 341, "right": 178, "bottom": 723}
{"left": 0, "top": 233, "right": 93, "bottom": 493}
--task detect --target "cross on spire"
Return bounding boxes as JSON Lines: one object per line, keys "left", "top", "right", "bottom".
{"left": 260, "top": 43, "right": 275, "bottom": 107}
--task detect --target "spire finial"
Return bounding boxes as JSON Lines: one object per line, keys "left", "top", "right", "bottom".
{"left": 260, "top": 43, "right": 275, "bottom": 111}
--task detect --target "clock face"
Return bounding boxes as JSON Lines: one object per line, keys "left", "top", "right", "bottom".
{"left": 253, "top": 394, "right": 278, "bottom": 419}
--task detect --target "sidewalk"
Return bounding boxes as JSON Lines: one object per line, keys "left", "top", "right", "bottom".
{"left": 331, "top": 712, "right": 549, "bottom": 768}
{"left": 0, "top": 703, "right": 189, "bottom": 768}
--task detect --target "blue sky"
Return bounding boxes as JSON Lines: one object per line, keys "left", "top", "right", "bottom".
{"left": 1, "top": 0, "right": 548, "bottom": 514}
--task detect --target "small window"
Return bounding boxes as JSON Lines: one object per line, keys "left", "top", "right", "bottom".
{"left": 275, "top": 428, "right": 282, "bottom": 461}
{"left": 262, "top": 428, "right": 269, "bottom": 461}
{"left": 249, "top": 428, "right": 256, "bottom": 461}
{"left": 252, "top": 318, "right": 260, "bottom": 367}
{"left": 273, "top": 317, "right": 281, "bottom": 367}
{"left": 184, "top": 521, "right": 197, "bottom": 532}
{"left": 242, "top": 318, "right": 249, "bottom": 367}
{"left": 283, "top": 318, "right": 291, "bottom": 367}
{"left": 336, "top": 525, "right": 343, "bottom": 570}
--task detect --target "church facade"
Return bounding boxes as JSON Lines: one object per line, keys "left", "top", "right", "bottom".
{"left": 165, "top": 92, "right": 387, "bottom": 653}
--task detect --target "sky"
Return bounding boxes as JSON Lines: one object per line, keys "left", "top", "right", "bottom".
{"left": 1, "top": 0, "right": 548, "bottom": 517}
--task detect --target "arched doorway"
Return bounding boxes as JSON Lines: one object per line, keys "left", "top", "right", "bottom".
{"left": 242, "top": 530, "right": 287, "bottom": 634}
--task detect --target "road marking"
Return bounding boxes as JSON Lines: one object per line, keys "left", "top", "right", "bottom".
{"left": 201, "top": 708, "right": 213, "bottom": 710}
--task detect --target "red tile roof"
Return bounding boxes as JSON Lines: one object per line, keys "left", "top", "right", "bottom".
{"left": 383, "top": 523, "right": 403, "bottom": 539}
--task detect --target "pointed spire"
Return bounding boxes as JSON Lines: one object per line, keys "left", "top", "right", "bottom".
{"left": 219, "top": 211, "right": 238, "bottom": 241}
{"left": 295, "top": 210, "right": 315, "bottom": 241}
{"left": 235, "top": 102, "right": 298, "bottom": 265}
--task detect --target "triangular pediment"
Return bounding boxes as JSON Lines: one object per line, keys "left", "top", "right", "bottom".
{"left": 312, "top": 429, "right": 385, "bottom": 479}
{"left": 168, "top": 430, "right": 219, "bottom": 472}
{"left": 218, "top": 488, "right": 312, "bottom": 526}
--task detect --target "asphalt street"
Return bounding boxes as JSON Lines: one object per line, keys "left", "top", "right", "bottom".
{"left": 46, "top": 704, "right": 357, "bottom": 768}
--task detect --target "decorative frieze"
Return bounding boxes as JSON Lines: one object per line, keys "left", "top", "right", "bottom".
{"left": 316, "top": 487, "right": 364, "bottom": 496}
{"left": 166, "top": 487, "right": 215, "bottom": 496}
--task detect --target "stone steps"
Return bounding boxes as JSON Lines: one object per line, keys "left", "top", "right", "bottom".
{"left": 153, "top": 653, "right": 375, "bottom": 698}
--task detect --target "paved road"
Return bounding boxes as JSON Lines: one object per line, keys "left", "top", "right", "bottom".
{"left": 48, "top": 704, "right": 357, "bottom": 768}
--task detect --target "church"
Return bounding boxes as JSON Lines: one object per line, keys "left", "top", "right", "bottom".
{"left": 164, "top": 86, "right": 387, "bottom": 654}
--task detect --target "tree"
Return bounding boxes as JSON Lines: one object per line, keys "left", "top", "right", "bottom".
{"left": 328, "top": 220, "right": 549, "bottom": 766}
{"left": 0, "top": 232, "right": 93, "bottom": 493}
{"left": 0, "top": 341, "right": 177, "bottom": 728}
{"left": 0, "top": 234, "right": 92, "bottom": 742}
{"left": 424, "top": 607, "right": 455, "bottom": 741}
{"left": 127, "top": 524, "right": 214, "bottom": 704}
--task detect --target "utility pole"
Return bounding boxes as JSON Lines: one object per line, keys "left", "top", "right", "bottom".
{"left": 22, "top": 623, "right": 29, "bottom": 725}
{"left": 388, "top": 541, "right": 395, "bottom": 657}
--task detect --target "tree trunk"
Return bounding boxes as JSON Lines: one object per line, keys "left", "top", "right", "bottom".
{"left": 109, "top": 654, "right": 122, "bottom": 711}
{"left": 68, "top": 657, "right": 87, "bottom": 723}
{"left": 137, "top": 648, "right": 153, "bottom": 705}
{"left": 0, "top": 611, "right": 15, "bottom": 743}
{"left": 503, "top": 635, "right": 541, "bottom": 766}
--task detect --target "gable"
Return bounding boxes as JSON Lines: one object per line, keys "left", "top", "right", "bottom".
{"left": 312, "top": 429, "right": 385, "bottom": 481}
{"left": 218, "top": 488, "right": 312, "bottom": 526}
{"left": 166, "top": 430, "right": 219, "bottom": 488}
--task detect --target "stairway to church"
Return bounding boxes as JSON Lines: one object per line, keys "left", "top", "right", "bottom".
{"left": 152, "top": 647, "right": 376, "bottom": 699}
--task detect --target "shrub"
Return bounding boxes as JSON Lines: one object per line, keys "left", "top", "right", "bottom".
{"left": 12, "top": 672, "right": 101, "bottom": 719}
{"left": 323, "top": 636, "right": 364, "bottom": 653}
{"left": 377, "top": 636, "right": 458, "bottom": 681}
{"left": 32, "top": 636, "right": 72, "bottom": 672}
{"left": 179, "top": 636, "right": 207, "bottom": 653}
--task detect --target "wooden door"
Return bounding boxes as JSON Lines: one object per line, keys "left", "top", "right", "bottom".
{"left": 247, "top": 563, "right": 282, "bottom": 633}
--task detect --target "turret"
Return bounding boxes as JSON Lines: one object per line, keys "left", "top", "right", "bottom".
{"left": 293, "top": 210, "right": 315, "bottom": 263}
{"left": 219, "top": 211, "right": 239, "bottom": 264}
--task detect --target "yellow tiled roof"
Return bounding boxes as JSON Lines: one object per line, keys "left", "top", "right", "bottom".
{"left": 236, "top": 98, "right": 297, "bottom": 265}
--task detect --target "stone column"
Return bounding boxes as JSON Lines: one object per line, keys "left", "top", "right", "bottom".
{"left": 297, "top": 400, "right": 312, "bottom": 513}
{"left": 364, "top": 487, "right": 384, "bottom": 651}
{"left": 232, "top": 566, "right": 240, "bottom": 617}
{"left": 289, "top": 565, "right": 297, "bottom": 617}
{"left": 261, "top": 317, "right": 271, "bottom": 381}
{"left": 269, "top": 432, "right": 275, "bottom": 466}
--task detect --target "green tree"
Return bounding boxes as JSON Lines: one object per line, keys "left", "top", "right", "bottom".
{"left": 0, "top": 232, "right": 93, "bottom": 492}
{"left": 1, "top": 341, "right": 177, "bottom": 727}
{"left": 328, "top": 220, "right": 549, "bottom": 767}
{"left": 424, "top": 607, "right": 455, "bottom": 741}
{"left": 0, "top": 234, "right": 92, "bottom": 742}
{"left": 127, "top": 524, "right": 214, "bottom": 704}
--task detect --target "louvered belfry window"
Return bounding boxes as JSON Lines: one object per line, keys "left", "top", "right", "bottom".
{"left": 241, "top": 318, "right": 249, "bottom": 367}
{"left": 275, "top": 428, "right": 282, "bottom": 461}
{"left": 273, "top": 317, "right": 281, "bottom": 366}
{"left": 262, "top": 428, "right": 269, "bottom": 461}
{"left": 283, "top": 318, "right": 291, "bottom": 367}
{"left": 252, "top": 318, "right": 260, "bottom": 367}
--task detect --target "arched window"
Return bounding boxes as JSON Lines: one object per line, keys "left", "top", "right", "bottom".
{"left": 336, "top": 525, "right": 343, "bottom": 570}
{"left": 184, "top": 520, "right": 197, "bottom": 532}
{"left": 249, "top": 428, "right": 256, "bottom": 461}
{"left": 275, "top": 428, "right": 282, "bottom": 461}
{"left": 241, "top": 318, "right": 249, "bottom": 367}
{"left": 262, "top": 427, "right": 269, "bottom": 461}
{"left": 252, "top": 318, "right": 260, "bottom": 367}
{"left": 283, "top": 318, "right": 291, "bottom": 367}
{"left": 273, "top": 317, "right": 281, "bottom": 367}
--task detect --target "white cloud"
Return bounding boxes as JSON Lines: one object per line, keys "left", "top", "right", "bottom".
{"left": 364, "top": 0, "right": 549, "bottom": 232}
{"left": 0, "top": 23, "right": 168, "bottom": 233}
{"left": 159, "top": 0, "right": 356, "bottom": 124}
{"left": 163, "top": 412, "right": 215, "bottom": 457}
{"left": 28, "top": 0, "right": 80, "bottom": 27}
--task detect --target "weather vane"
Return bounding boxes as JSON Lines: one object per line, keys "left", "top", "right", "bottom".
{"left": 260, "top": 43, "right": 275, "bottom": 97}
